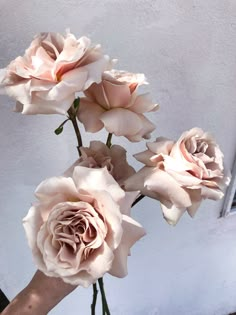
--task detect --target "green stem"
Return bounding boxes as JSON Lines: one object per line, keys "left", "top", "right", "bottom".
{"left": 67, "top": 107, "right": 83, "bottom": 156}
{"left": 91, "top": 282, "right": 98, "bottom": 315}
{"left": 98, "top": 278, "right": 110, "bottom": 315}
{"left": 58, "top": 118, "right": 70, "bottom": 129}
{"left": 106, "top": 133, "right": 112, "bottom": 148}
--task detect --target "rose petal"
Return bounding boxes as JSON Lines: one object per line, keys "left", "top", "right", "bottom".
{"left": 118, "top": 191, "right": 140, "bottom": 216}
{"left": 145, "top": 168, "right": 192, "bottom": 209}
{"left": 103, "top": 79, "right": 131, "bottom": 108}
{"left": 35, "top": 176, "right": 79, "bottom": 201}
{"left": 201, "top": 186, "right": 224, "bottom": 200}
{"left": 5, "top": 80, "right": 32, "bottom": 105}
{"left": 186, "top": 189, "right": 202, "bottom": 217}
{"left": 100, "top": 108, "right": 143, "bottom": 137}
{"left": 128, "top": 93, "right": 159, "bottom": 113}
{"left": 134, "top": 150, "right": 157, "bottom": 167}
{"left": 72, "top": 166, "right": 125, "bottom": 203}
{"left": 160, "top": 200, "right": 186, "bottom": 226}
{"left": 147, "top": 138, "right": 174, "bottom": 155}
{"left": 65, "top": 242, "right": 114, "bottom": 287}
{"left": 23, "top": 206, "right": 44, "bottom": 254}
{"left": 164, "top": 169, "right": 202, "bottom": 187}
{"left": 109, "top": 215, "right": 146, "bottom": 277}
{"left": 126, "top": 114, "right": 155, "bottom": 142}
{"left": 81, "top": 54, "right": 110, "bottom": 90}
{"left": 84, "top": 81, "right": 109, "bottom": 108}
{"left": 78, "top": 98, "right": 105, "bottom": 132}
{"left": 91, "top": 190, "right": 123, "bottom": 250}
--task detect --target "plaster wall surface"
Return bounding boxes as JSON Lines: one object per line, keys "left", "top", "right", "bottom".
{"left": 0, "top": 1, "right": 236, "bottom": 314}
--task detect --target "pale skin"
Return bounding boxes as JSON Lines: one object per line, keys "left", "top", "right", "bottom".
{"left": 1, "top": 271, "right": 77, "bottom": 315}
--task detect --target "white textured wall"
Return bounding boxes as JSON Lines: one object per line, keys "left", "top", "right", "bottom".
{"left": 1, "top": 1, "right": 236, "bottom": 314}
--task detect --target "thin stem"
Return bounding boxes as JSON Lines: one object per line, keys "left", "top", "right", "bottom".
{"left": 98, "top": 278, "right": 110, "bottom": 315}
{"left": 132, "top": 194, "right": 145, "bottom": 207}
{"left": 106, "top": 133, "right": 112, "bottom": 148}
{"left": 91, "top": 283, "right": 98, "bottom": 315}
{"left": 58, "top": 118, "right": 70, "bottom": 129}
{"left": 67, "top": 107, "right": 83, "bottom": 156}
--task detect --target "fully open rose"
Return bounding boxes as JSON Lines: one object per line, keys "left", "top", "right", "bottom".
{"left": 23, "top": 166, "right": 145, "bottom": 287}
{"left": 77, "top": 69, "right": 159, "bottom": 141}
{"left": 124, "top": 128, "right": 230, "bottom": 225}
{"left": 0, "top": 31, "right": 110, "bottom": 115}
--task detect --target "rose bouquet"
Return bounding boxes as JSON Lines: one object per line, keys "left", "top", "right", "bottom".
{"left": 0, "top": 30, "right": 230, "bottom": 314}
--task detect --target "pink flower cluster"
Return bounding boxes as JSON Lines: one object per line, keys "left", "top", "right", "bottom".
{"left": 0, "top": 31, "right": 158, "bottom": 142}
{"left": 0, "top": 31, "right": 230, "bottom": 289}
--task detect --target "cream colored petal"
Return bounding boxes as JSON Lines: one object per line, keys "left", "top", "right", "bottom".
{"left": 40, "top": 235, "right": 75, "bottom": 276}
{"left": 59, "top": 68, "right": 89, "bottom": 92}
{"left": 31, "top": 47, "right": 54, "bottom": 80}
{"left": 126, "top": 114, "right": 155, "bottom": 142}
{"left": 89, "top": 190, "right": 123, "bottom": 250}
{"left": 72, "top": 166, "right": 125, "bottom": 203}
{"left": 128, "top": 93, "right": 159, "bottom": 113}
{"left": 186, "top": 189, "right": 202, "bottom": 217}
{"left": 112, "top": 162, "right": 136, "bottom": 185}
{"left": 118, "top": 191, "right": 140, "bottom": 216}
{"left": 89, "top": 141, "right": 110, "bottom": 156}
{"left": 164, "top": 169, "right": 202, "bottom": 187}
{"left": 81, "top": 55, "right": 110, "bottom": 90}
{"left": 103, "top": 79, "right": 131, "bottom": 108}
{"left": 133, "top": 150, "right": 157, "bottom": 166}
{"left": 109, "top": 215, "right": 146, "bottom": 278}
{"left": 36, "top": 226, "right": 61, "bottom": 276}
{"left": 56, "top": 36, "right": 90, "bottom": 64}
{"left": 35, "top": 176, "right": 78, "bottom": 201}
{"left": 65, "top": 242, "right": 114, "bottom": 287}
{"left": 84, "top": 82, "right": 109, "bottom": 108}
{"left": 145, "top": 168, "right": 192, "bottom": 209}
{"left": 110, "top": 145, "right": 136, "bottom": 184}
{"left": 201, "top": 186, "right": 224, "bottom": 200}
{"left": 163, "top": 154, "right": 202, "bottom": 179}
{"left": 5, "top": 80, "right": 32, "bottom": 105}
{"left": 100, "top": 108, "right": 143, "bottom": 137}
{"left": 23, "top": 205, "right": 44, "bottom": 254}
{"left": 62, "top": 270, "right": 95, "bottom": 287}
{"left": 160, "top": 200, "right": 186, "bottom": 226}
{"left": 207, "top": 143, "right": 224, "bottom": 171}
{"left": 147, "top": 138, "right": 174, "bottom": 155}
{"left": 26, "top": 93, "right": 74, "bottom": 115}
{"left": 124, "top": 166, "right": 153, "bottom": 193}
{"left": 77, "top": 98, "right": 105, "bottom": 132}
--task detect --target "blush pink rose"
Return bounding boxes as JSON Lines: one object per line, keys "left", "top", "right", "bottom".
{"left": 0, "top": 31, "right": 110, "bottom": 115}
{"left": 65, "top": 141, "right": 135, "bottom": 185}
{"left": 77, "top": 69, "right": 159, "bottom": 142}
{"left": 124, "top": 128, "right": 230, "bottom": 225}
{"left": 23, "top": 166, "right": 145, "bottom": 287}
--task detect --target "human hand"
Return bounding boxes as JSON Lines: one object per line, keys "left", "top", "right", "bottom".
{"left": 1, "top": 270, "right": 77, "bottom": 315}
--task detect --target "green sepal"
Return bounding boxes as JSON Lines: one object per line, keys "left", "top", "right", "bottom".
{"left": 54, "top": 125, "right": 64, "bottom": 135}
{"left": 74, "top": 97, "right": 80, "bottom": 111}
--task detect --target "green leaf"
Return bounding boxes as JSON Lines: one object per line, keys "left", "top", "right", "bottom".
{"left": 54, "top": 125, "right": 64, "bottom": 135}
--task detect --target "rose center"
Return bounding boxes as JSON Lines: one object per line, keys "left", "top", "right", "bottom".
{"left": 52, "top": 205, "right": 107, "bottom": 259}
